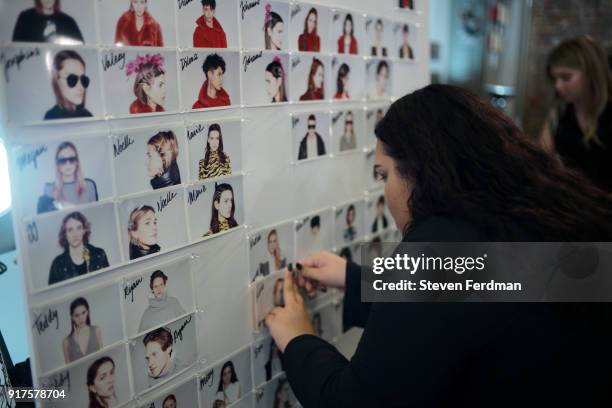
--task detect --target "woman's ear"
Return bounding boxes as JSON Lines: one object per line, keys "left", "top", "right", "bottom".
{"left": 214, "top": 201, "right": 220, "bottom": 211}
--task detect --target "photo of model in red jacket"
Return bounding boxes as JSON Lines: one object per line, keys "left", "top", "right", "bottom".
{"left": 193, "top": 0, "right": 227, "bottom": 48}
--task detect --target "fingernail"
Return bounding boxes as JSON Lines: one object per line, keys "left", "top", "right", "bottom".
{"left": 288, "top": 263, "right": 293, "bottom": 272}
{"left": 296, "top": 262, "right": 303, "bottom": 270}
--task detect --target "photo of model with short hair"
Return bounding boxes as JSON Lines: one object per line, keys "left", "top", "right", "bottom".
{"left": 48, "top": 211, "right": 109, "bottom": 285}
{"left": 297, "top": 114, "right": 327, "bottom": 160}
{"left": 193, "top": 53, "right": 231, "bottom": 109}
{"left": 193, "top": 0, "right": 227, "bottom": 48}
{"left": 142, "top": 326, "right": 187, "bottom": 387}
{"left": 138, "top": 270, "right": 186, "bottom": 333}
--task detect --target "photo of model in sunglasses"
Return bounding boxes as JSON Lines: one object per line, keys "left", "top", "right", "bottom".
{"left": 37, "top": 141, "right": 99, "bottom": 214}
{"left": 44, "top": 50, "right": 93, "bottom": 120}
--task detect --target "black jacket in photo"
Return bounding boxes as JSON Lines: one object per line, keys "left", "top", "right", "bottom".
{"left": 298, "top": 134, "right": 327, "bottom": 161}
{"left": 12, "top": 8, "right": 84, "bottom": 44}
{"left": 48, "top": 244, "right": 109, "bottom": 285}
{"left": 150, "top": 161, "right": 181, "bottom": 190}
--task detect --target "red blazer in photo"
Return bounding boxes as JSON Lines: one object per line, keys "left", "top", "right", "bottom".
{"left": 337, "top": 35, "right": 358, "bottom": 54}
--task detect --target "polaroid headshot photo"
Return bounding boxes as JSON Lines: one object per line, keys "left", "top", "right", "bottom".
{"left": 30, "top": 284, "right": 124, "bottom": 374}
{"left": 365, "top": 16, "right": 393, "bottom": 58}
{"left": 331, "top": 9, "right": 364, "bottom": 55}
{"left": 186, "top": 120, "right": 243, "bottom": 183}
{"left": 292, "top": 111, "right": 331, "bottom": 162}
{"left": 38, "top": 344, "right": 130, "bottom": 408}
{"left": 334, "top": 200, "right": 365, "bottom": 247}
{"left": 249, "top": 221, "right": 295, "bottom": 283}
{"left": 337, "top": 242, "right": 362, "bottom": 265}
{"left": 2, "top": 46, "right": 103, "bottom": 124}
{"left": 100, "top": 49, "right": 178, "bottom": 117}
{"left": 176, "top": 0, "right": 238, "bottom": 49}
{"left": 251, "top": 336, "right": 284, "bottom": 387}
{"left": 366, "top": 58, "right": 393, "bottom": 100}
{"left": 11, "top": 136, "right": 113, "bottom": 218}
{"left": 254, "top": 375, "right": 297, "bottom": 408}
{"left": 240, "top": 1, "right": 289, "bottom": 51}
{"left": 366, "top": 105, "right": 389, "bottom": 147}
{"left": 121, "top": 256, "right": 195, "bottom": 337}
{"left": 331, "top": 109, "right": 365, "bottom": 154}
{"left": 199, "top": 347, "right": 253, "bottom": 408}
{"left": 366, "top": 148, "right": 384, "bottom": 191}
{"left": 330, "top": 55, "right": 365, "bottom": 101}
{"left": 130, "top": 314, "right": 197, "bottom": 394}
{"left": 289, "top": 3, "right": 331, "bottom": 53}
{"left": 185, "top": 174, "right": 244, "bottom": 241}
{"left": 399, "top": 0, "right": 416, "bottom": 10}
{"left": 241, "top": 51, "right": 290, "bottom": 106}
{"left": 394, "top": 22, "right": 417, "bottom": 60}
{"left": 2, "top": 0, "right": 97, "bottom": 45}
{"left": 295, "top": 210, "right": 333, "bottom": 260}
{"left": 367, "top": 191, "right": 392, "bottom": 235}
{"left": 118, "top": 187, "right": 188, "bottom": 261}
{"left": 112, "top": 125, "right": 187, "bottom": 197}
{"left": 253, "top": 270, "right": 286, "bottom": 331}
{"left": 179, "top": 50, "right": 240, "bottom": 111}
{"left": 290, "top": 53, "right": 329, "bottom": 102}
{"left": 23, "top": 202, "right": 121, "bottom": 292}
{"left": 143, "top": 376, "right": 200, "bottom": 408}
{"left": 97, "top": 0, "right": 176, "bottom": 47}
{"left": 311, "top": 300, "right": 343, "bottom": 343}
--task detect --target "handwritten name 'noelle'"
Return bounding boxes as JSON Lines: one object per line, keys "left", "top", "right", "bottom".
{"left": 17, "top": 145, "right": 47, "bottom": 171}
{"left": 102, "top": 52, "right": 126, "bottom": 72}
{"left": 157, "top": 191, "right": 178, "bottom": 213}
{"left": 113, "top": 135, "right": 134, "bottom": 158}
{"left": 243, "top": 52, "right": 263, "bottom": 72}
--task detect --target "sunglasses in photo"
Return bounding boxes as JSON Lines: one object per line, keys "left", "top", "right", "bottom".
{"left": 61, "top": 74, "right": 90, "bottom": 89}
{"left": 308, "top": 124, "right": 316, "bottom": 129}
{"left": 57, "top": 156, "right": 78, "bottom": 165}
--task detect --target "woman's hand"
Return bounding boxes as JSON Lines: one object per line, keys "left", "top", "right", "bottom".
{"left": 265, "top": 269, "right": 316, "bottom": 352}
{"left": 298, "top": 251, "right": 347, "bottom": 289}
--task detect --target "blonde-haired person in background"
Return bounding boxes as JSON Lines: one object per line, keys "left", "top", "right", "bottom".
{"left": 540, "top": 35, "right": 612, "bottom": 193}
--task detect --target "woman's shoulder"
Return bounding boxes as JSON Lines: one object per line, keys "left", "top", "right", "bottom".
{"left": 402, "top": 216, "right": 487, "bottom": 242}
{"left": 86, "top": 243, "right": 107, "bottom": 256}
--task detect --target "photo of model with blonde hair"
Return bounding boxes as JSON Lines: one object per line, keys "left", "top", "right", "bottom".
{"left": 128, "top": 205, "right": 160, "bottom": 260}
{"left": 146, "top": 131, "right": 181, "bottom": 189}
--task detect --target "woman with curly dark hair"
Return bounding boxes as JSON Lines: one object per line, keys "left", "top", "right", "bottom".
{"left": 265, "top": 84, "right": 612, "bottom": 406}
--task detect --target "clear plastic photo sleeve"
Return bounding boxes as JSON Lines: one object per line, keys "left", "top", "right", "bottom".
{"left": 176, "top": 0, "right": 239, "bottom": 49}
{"left": 330, "top": 54, "right": 365, "bottom": 101}
{"left": 364, "top": 16, "right": 394, "bottom": 58}
{"left": 111, "top": 125, "right": 188, "bottom": 197}
{"left": 289, "top": 3, "right": 332, "bottom": 53}
{"left": 290, "top": 53, "right": 330, "bottom": 103}
{"left": 365, "top": 105, "right": 389, "bottom": 147}
{"left": 198, "top": 346, "right": 253, "bottom": 408}
{"left": 1, "top": 0, "right": 97, "bottom": 45}
{"left": 248, "top": 221, "right": 295, "bottom": 284}
{"left": 2, "top": 45, "right": 104, "bottom": 124}
{"left": 22, "top": 202, "right": 121, "bottom": 292}
{"left": 330, "top": 9, "right": 364, "bottom": 56}
{"left": 140, "top": 376, "right": 199, "bottom": 408}
{"left": 334, "top": 200, "right": 365, "bottom": 247}
{"left": 97, "top": 0, "right": 177, "bottom": 47}
{"left": 295, "top": 209, "right": 333, "bottom": 259}
{"left": 130, "top": 314, "right": 197, "bottom": 395}
{"left": 331, "top": 108, "right": 365, "bottom": 154}
{"left": 240, "top": 0, "right": 290, "bottom": 51}
{"left": 117, "top": 187, "right": 188, "bottom": 262}
{"left": 100, "top": 48, "right": 179, "bottom": 117}
{"left": 254, "top": 375, "right": 297, "bottom": 408}
{"left": 366, "top": 58, "right": 393, "bottom": 100}
{"left": 186, "top": 120, "right": 243, "bottom": 184}
{"left": 179, "top": 49, "right": 241, "bottom": 111}
{"left": 11, "top": 135, "right": 113, "bottom": 218}
{"left": 367, "top": 191, "right": 393, "bottom": 236}
{"left": 336, "top": 241, "right": 362, "bottom": 265}
{"left": 311, "top": 300, "right": 343, "bottom": 343}
{"left": 241, "top": 51, "right": 290, "bottom": 106}
{"left": 121, "top": 256, "right": 195, "bottom": 338}
{"left": 252, "top": 270, "right": 285, "bottom": 331}
{"left": 251, "top": 336, "right": 284, "bottom": 387}
{"left": 291, "top": 111, "right": 331, "bottom": 163}
{"left": 38, "top": 344, "right": 131, "bottom": 408}
{"left": 185, "top": 174, "right": 244, "bottom": 241}
{"left": 30, "top": 283, "right": 124, "bottom": 375}
{"left": 394, "top": 22, "right": 417, "bottom": 61}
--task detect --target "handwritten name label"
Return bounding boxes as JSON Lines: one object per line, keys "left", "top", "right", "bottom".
{"left": 296, "top": 217, "right": 308, "bottom": 232}
{"left": 292, "top": 116, "right": 300, "bottom": 128}
{"left": 180, "top": 53, "right": 198, "bottom": 71}
{"left": 188, "top": 185, "right": 206, "bottom": 205}
{"left": 41, "top": 371, "right": 70, "bottom": 391}
{"left": 187, "top": 124, "right": 206, "bottom": 141}
{"left": 240, "top": 0, "right": 261, "bottom": 20}
{"left": 2, "top": 47, "right": 40, "bottom": 83}
{"left": 123, "top": 276, "right": 143, "bottom": 303}
{"left": 367, "top": 200, "right": 374, "bottom": 209}
{"left": 335, "top": 208, "right": 343, "bottom": 218}
{"left": 249, "top": 234, "right": 261, "bottom": 249}
{"left": 332, "top": 57, "right": 338, "bottom": 68}
{"left": 256, "top": 389, "right": 265, "bottom": 403}
{"left": 26, "top": 221, "right": 39, "bottom": 243}
{"left": 394, "top": 23, "right": 402, "bottom": 34}
{"left": 113, "top": 135, "right": 134, "bottom": 158}
{"left": 365, "top": 18, "right": 373, "bottom": 30}
{"left": 17, "top": 145, "right": 47, "bottom": 171}
{"left": 243, "top": 51, "right": 263, "bottom": 72}
{"left": 366, "top": 60, "right": 374, "bottom": 70}
{"left": 366, "top": 111, "right": 374, "bottom": 120}
{"left": 333, "top": 13, "right": 340, "bottom": 22}
{"left": 173, "top": 314, "right": 192, "bottom": 342}
{"left": 291, "top": 56, "right": 301, "bottom": 69}
{"left": 253, "top": 342, "right": 264, "bottom": 358}
{"left": 200, "top": 369, "right": 214, "bottom": 389}
{"left": 157, "top": 190, "right": 178, "bottom": 213}
{"left": 332, "top": 112, "right": 343, "bottom": 124}
{"left": 256, "top": 282, "right": 264, "bottom": 300}
{"left": 102, "top": 51, "right": 126, "bottom": 72}
{"left": 0, "top": 262, "right": 6, "bottom": 276}
{"left": 33, "top": 308, "right": 59, "bottom": 335}
{"left": 366, "top": 150, "right": 375, "bottom": 159}
{"left": 291, "top": 4, "right": 301, "bottom": 19}
{"left": 177, "top": 0, "right": 195, "bottom": 9}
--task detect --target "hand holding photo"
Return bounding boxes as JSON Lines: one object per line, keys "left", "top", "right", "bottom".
{"left": 249, "top": 222, "right": 294, "bottom": 283}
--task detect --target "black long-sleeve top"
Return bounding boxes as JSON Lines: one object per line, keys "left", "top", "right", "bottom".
{"left": 282, "top": 216, "right": 612, "bottom": 407}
